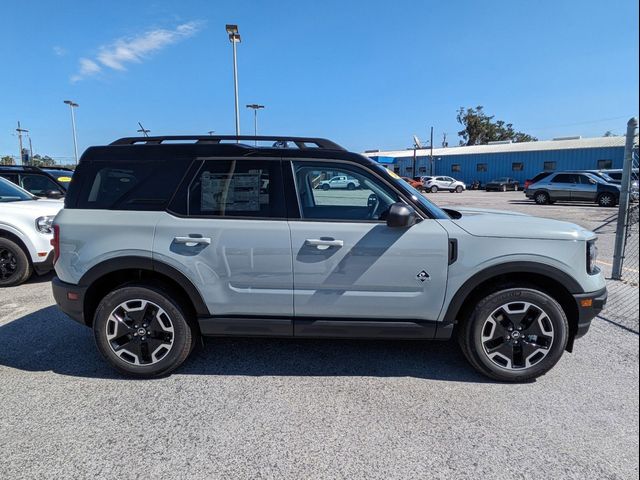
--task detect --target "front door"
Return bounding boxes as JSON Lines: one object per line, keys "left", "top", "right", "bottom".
{"left": 288, "top": 160, "right": 450, "bottom": 330}
{"left": 572, "top": 174, "right": 598, "bottom": 201}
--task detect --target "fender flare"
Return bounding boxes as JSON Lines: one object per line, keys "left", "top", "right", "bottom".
{"left": 79, "top": 256, "right": 209, "bottom": 316}
{"left": 442, "top": 261, "right": 583, "bottom": 325}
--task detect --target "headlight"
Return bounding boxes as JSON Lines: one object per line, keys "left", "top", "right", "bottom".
{"left": 35, "top": 216, "right": 55, "bottom": 234}
{"left": 587, "top": 240, "right": 598, "bottom": 274}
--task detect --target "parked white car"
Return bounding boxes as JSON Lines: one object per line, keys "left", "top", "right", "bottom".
{"left": 317, "top": 175, "right": 361, "bottom": 190}
{"left": 424, "top": 176, "right": 466, "bottom": 193}
{"left": 0, "top": 177, "right": 63, "bottom": 286}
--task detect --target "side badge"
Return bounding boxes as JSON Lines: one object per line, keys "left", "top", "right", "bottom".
{"left": 416, "top": 270, "right": 430, "bottom": 282}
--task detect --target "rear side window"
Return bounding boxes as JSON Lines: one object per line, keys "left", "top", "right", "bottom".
{"left": 531, "top": 171, "right": 552, "bottom": 183}
{"left": 551, "top": 174, "right": 576, "bottom": 183}
{"left": 181, "top": 159, "right": 285, "bottom": 218}
{"left": 72, "top": 160, "right": 187, "bottom": 210}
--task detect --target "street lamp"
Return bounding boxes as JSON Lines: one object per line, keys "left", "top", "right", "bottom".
{"left": 246, "top": 104, "right": 265, "bottom": 144}
{"left": 63, "top": 100, "right": 79, "bottom": 164}
{"left": 226, "top": 24, "right": 241, "bottom": 137}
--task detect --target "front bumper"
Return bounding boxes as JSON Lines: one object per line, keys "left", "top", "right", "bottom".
{"left": 52, "top": 276, "right": 88, "bottom": 326}
{"left": 572, "top": 287, "right": 607, "bottom": 339}
{"left": 33, "top": 251, "right": 54, "bottom": 275}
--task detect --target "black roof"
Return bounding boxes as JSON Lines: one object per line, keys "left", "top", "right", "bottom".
{"left": 82, "top": 135, "right": 376, "bottom": 167}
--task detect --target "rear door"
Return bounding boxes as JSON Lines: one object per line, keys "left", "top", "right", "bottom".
{"left": 287, "top": 159, "right": 450, "bottom": 335}
{"left": 548, "top": 173, "right": 576, "bottom": 200}
{"left": 154, "top": 158, "right": 293, "bottom": 331}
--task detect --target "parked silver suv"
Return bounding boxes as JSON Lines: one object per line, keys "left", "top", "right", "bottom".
{"left": 52, "top": 136, "right": 606, "bottom": 381}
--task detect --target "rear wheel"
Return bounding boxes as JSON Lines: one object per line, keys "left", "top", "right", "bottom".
{"left": 458, "top": 288, "right": 568, "bottom": 382}
{"left": 597, "top": 192, "right": 616, "bottom": 207}
{"left": 93, "top": 285, "right": 196, "bottom": 378}
{"left": 430, "top": 186, "right": 438, "bottom": 193}
{"left": 534, "top": 191, "right": 550, "bottom": 205}
{"left": 501, "top": 185, "right": 507, "bottom": 192}
{"left": 0, "top": 238, "right": 32, "bottom": 287}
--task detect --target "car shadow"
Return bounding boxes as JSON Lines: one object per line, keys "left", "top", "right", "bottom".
{"left": 0, "top": 306, "right": 497, "bottom": 383}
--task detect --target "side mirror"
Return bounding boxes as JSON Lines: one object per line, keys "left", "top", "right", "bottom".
{"left": 45, "top": 190, "right": 64, "bottom": 199}
{"left": 386, "top": 202, "right": 417, "bottom": 228}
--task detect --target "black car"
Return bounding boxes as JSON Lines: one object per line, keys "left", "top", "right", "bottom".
{"left": 39, "top": 167, "right": 74, "bottom": 189}
{"left": 485, "top": 177, "right": 520, "bottom": 192}
{"left": 0, "top": 165, "right": 67, "bottom": 198}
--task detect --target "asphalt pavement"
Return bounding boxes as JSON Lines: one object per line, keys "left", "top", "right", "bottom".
{"left": 0, "top": 191, "right": 638, "bottom": 479}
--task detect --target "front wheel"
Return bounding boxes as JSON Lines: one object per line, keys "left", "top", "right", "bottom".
{"left": 0, "top": 238, "right": 32, "bottom": 287}
{"left": 93, "top": 285, "right": 196, "bottom": 378}
{"left": 347, "top": 182, "right": 355, "bottom": 190}
{"left": 501, "top": 185, "right": 507, "bottom": 192}
{"left": 458, "top": 288, "right": 568, "bottom": 382}
{"left": 597, "top": 192, "right": 616, "bottom": 207}
{"left": 455, "top": 185, "right": 463, "bottom": 193}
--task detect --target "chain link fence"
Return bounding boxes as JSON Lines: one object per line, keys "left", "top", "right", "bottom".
{"left": 600, "top": 118, "right": 639, "bottom": 332}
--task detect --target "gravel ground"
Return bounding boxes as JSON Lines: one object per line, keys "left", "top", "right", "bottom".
{"left": 0, "top": 191, "right": 638, "bottom": 479}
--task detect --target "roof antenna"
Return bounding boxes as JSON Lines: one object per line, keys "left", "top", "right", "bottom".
{"left": 137, "top": 122, "right": 150, "bottom": 137}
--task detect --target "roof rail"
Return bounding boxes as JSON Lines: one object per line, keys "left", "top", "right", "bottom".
{"left": 109, "top": 135, "right": 346, "bottom": 150}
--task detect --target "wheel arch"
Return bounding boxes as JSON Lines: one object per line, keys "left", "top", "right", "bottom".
{"left": 441, "top": 262, "right": 582, "bottom": 350}
{"left": 80, "top": 256, "right": 209, "bottom": 327}
{"left": 0, "top": 228, "right": 32, "bottom": 265}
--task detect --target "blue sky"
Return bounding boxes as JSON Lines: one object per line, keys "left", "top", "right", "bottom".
{"left": 0, "top": 0, "right": 638, "bottom": 160}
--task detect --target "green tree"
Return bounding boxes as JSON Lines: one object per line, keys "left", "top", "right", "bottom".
{"left": 603, "top": 130, "right": 617, "bottom": 137}
{"left": 457, "top": 106, "right": 537, "bottom": 146}
{"left": 30, "top": 154, "right": 56, "bottom": 167}
{"left": 1, "top": 155, "right": 15, "bottom": 165}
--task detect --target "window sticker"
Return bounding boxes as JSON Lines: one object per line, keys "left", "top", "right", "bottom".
{"left": 200, "top": 171, "right": 262, "bottom": 212}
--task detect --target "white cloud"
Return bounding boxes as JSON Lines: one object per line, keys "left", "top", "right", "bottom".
{"left": 71, "top": 58, "right": 102, "bottom": 83}
{"left": 71, "top": 21, "right": 202, "bottom": 82}
{"left": 53, "top": 46, "right": 67, "bottom": 56}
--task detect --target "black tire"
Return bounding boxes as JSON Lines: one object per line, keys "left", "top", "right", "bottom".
{"left": 0, "top": 237, "right": 32, "bottom": 287}
{"left": 93, "top": 285, "right": 197, "bottom": 378}
{"left": 597, "top": 192, "right": 616, "bottom": 208}
{"left": 430, "top": 185, "right": 438, "bottom": 193}
{"left": 458, "top": 288, "right": 568, "bottom": 382}
{"left": 501, "top": 185, "right": 507, "bottom": 192}
{"left": 534, "top": 191, "right": 550, "bottom": 205}
{"left": 455, "top": 185, "right": 463, "bottom": 193}
{"left": 514, "top": 184, "right": 519, "bottom": 191}
{"left": 347, "top": 182, "right": 355, "bottom": 190}
{"left": 322, "top": 183, "right": 330, "bottom": 191}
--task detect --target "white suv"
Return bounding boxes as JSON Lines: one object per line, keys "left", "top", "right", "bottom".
{"left": 424, "top": 176, "right": 466, "bottom": 193}
{"left": 0, "top": 177, "right": 62, "bottom": 286}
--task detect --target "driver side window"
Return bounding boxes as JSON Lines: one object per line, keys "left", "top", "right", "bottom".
{"left": 292, "top": 161, "right": 399, "bottom": 221}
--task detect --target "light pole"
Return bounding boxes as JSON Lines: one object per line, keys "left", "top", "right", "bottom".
{"left": 208, "top": 131, "right": 216, "bottom": 136}
{"left": 246, "top": 104, "right": 264, "bottom": 144}
{"left": 63, "top": 100, "right": 79, "bottom": 164}
{"left": 226, "top": 24, "right": 241, "bottom": 137}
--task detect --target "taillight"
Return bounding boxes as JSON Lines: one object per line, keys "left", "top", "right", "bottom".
{"left": 51, "top": 224, "right": 60, "bottom": 265}
{"left": 524, "top": 180, "right": 531, "bottom": 189}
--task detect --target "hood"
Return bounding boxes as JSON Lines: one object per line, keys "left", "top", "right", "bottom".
{"left": 445, "top": 207, "right": 595, "bottom": 241}
{"left": 0, "top": 199, "right": 64, "bottom": 217}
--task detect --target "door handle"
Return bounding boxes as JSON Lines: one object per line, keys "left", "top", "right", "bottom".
{"left": 173, "top": 236, "right": 211, "bottom": 246}
{"left": 305, "top": 238, "right": 344, "bottom": 247}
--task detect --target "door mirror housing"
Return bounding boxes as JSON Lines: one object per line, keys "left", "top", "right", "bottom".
{"left": 45, "top": 189, "right": 64, "bottom": 199}
{"left": 386, "top": 202, "right": 417, "bottom": 228}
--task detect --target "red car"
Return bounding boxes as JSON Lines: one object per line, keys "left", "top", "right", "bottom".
{"left": 401, "top": 177, "right": 424, "bottom": 191}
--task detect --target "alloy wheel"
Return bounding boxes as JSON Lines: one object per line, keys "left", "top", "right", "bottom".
{"left": 0, "top": 247, "right": 18, "bottom": 281}
{"left": 105, "top": 299, "right": 175, "bottom": 366}
{"left": 480, "top": 301, "right": 554, "bottom": 370}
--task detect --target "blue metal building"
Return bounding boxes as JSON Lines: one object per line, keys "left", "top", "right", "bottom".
{"left": 364, "top": 136, "right": 626, "bottom": 185}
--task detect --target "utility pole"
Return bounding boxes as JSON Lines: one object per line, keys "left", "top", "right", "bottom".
{"left": 442, "top": 132, "right": 448, "bottom": 148}
{"left": 27, "top": 135, "right": 34, "bottom": 162}
{"left": 246, "top": 104, "right": 265, "bottom": 145}
{"left": 16, "top": 121, "right": 29, "bottom": 165}
{"left": 208, "top": 131, "right": 215, "bottom": 136}
{"left": 137, "top": 122, "right": 150, "bottom": 137}
{"left": 429, "top": 126, "right": 434, "bottom": 175}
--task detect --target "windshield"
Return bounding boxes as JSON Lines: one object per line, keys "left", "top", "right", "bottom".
{"left": 45, "top": 170, "right": 73, "bottom": 187}
{"left": 372, "top": 164, "right": 449, "bottom": 219}
{"left": 0, "top": 176, "right": 35, "bottom": 202}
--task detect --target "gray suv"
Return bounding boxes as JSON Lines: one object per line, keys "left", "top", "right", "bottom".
{"left": 525, "top": 171, "right": 620, "bottom": 207}
{"left": 52, "top": 136, "right": 606, "bottom": 381}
